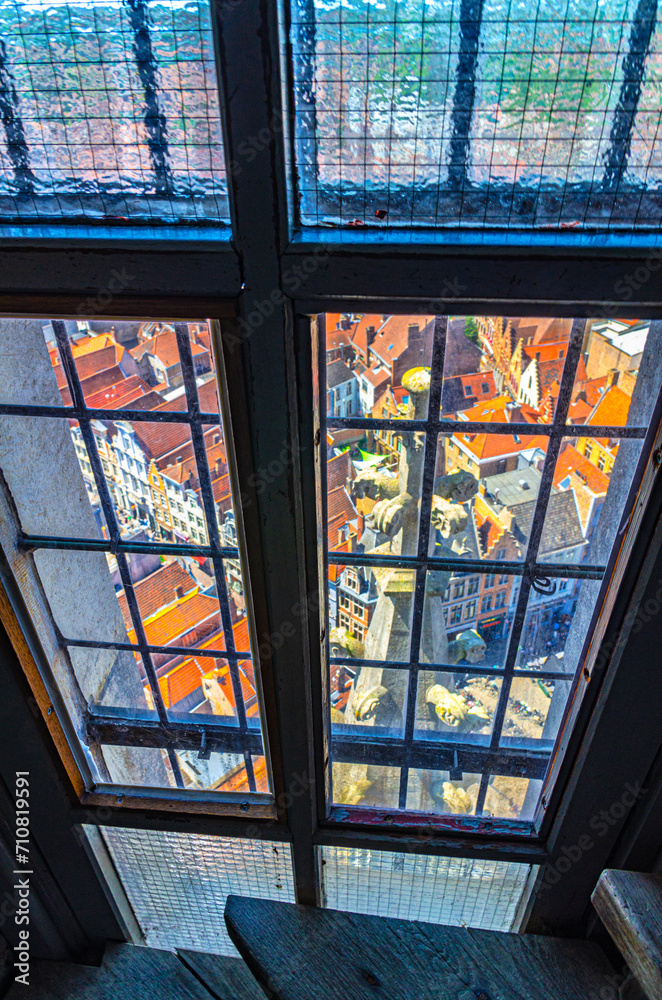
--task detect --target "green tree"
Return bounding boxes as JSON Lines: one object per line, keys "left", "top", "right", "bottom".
{"left": 465, "top": 317, "right": 479, "bottom": 346}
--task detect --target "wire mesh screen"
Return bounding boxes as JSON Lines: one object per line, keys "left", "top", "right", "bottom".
{"left": 96, "top": 826, "right": 295, "bottom": 954}
{"left": 320, "top": 846, "right": 534, "bottom": 932}
{"left": 290, "top": 0, "right": 662, "bottom": 230}
{"left": 0, "top": 0, "right": 229, "bottom": 226}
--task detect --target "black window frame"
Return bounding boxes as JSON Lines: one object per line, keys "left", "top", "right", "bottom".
{"left": 0, "top": 0, "right": 660, "bottom": 943}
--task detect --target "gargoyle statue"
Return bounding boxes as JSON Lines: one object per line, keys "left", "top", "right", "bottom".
{"left": 349, "top": 467, "right": 400, "bottom": 501}
{"left": 426, "top": 684, "right": 490, "bottom": 732}
{"left": 353, "top": 685, "right": 394, "bottom": 722}
{"left": 429, "top": 778, "right": 473, "bottom": 815}
{"left": 336, "top": 777, "right": 373, "bottom": 806}
{"left": 447, "top": 629, "right": 487, "bottom": 665}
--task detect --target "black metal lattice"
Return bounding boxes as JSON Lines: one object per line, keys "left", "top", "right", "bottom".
{"left": 290, "top": 0, "right": 662, "bottom": 230}
{"left": 321, "top": 315, "right": 653, "bottom": 822}
{"left": 0, "top": 0, "right": 229, "bottom": 226}
{"left": 0, "top": 321, "right": 261, "bottom": 792}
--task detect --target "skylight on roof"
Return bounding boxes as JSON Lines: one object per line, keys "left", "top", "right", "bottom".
{"left": 290, "top": 0, "right": 662, "bottom": 231}
{"left": 0, "top": 0, "right": 229, "bottom": 228}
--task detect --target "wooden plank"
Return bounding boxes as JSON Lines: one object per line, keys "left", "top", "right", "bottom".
{"left": 179, "top": 950, "right": 266, "bottom": 1000}
{"left": 592, "top": 870, "right": 662, "bottom": 1000}
{"left": 225, "top": 895, "right": 618, "bottom": 1000}
{"left": 3, "top": 943, "right": 217, "bottom": 1000}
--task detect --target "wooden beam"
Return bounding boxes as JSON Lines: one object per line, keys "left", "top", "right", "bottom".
{"left": 225, "top": 895, "right": 619, "bottom": 1000}
{"left": 592, "top": 870, "right": 662, "bottom": 1000}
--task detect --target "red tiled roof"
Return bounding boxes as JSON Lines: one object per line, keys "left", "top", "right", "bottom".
{"left": 588, "top": 385, "right": 631, "bottom": 426}
{"left": 455, "top": 428, "right": 543, "bottom": 461}
{"left": 327, "top": 451, "right": 352, "bottom": 491}
{"left": 537, "top": 358, "right": 565, "bottom": 395}
{"left": 370, "top": 315, "right": 434, "bottom": 365}
{"left": 361, "top": 365, "right": 390, "bottom": 388}
{"left": 85, "top": 375, "right": 155, "bottom": 409}
{"left": 158, "top": 658, "right": 205, "bottom": 708}
{"left": 131, "top": 330, "right": 181, "bottom": 369}
{"left": 554, "top": 443, "right": 610, "bottom": 495}
{"left": 350, "top": 315, "right": 384, "bottom": 358}
{"left": 117, "top": 560, "right": 198, "bottom": 627}
{"left": 522, "top": 342, "right": 568, "bottom": 364}
{"left": 75, "top": 344, "right": 122, "bottom": 380}
{"left": 131, "top": 421, "right": 193, "bottom": 465}
{"left": 126, "top": 593, "right": 219, "bottom": 646}
{"left": 327, "top": 485, "right": 357, "bottom": 525}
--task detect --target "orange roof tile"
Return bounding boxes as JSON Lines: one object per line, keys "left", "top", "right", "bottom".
{"left": 370, "top": 315, "right": 434, "bottom": 365}
{"left": 522, "top": 342, "right": 568, "bottom": 364}
{"left": 85, "top": 374, "right": 155, "bottom": 409}
{"left": 327, "top": 451, "right": 352, "bottom": 491}
{"left": 125, "top": 593, "right": 220, "bottom": 647}
{"left": 588, "top": 385, "right": 631, "bottom": 426}
{"left": 117, "top": 560, "right": 198, "bottom": 627}
{"left": 554, "top": 443, "right": 610, "bottom": 495}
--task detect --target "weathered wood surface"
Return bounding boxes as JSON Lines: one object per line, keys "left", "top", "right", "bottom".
{"left": 179, "top": 950, "right": 266, "bottom": 1000}
{"left": 2, "top": 942, "right": 216, "bottom": 999}
{"left": 592, "top": 870, "right": 662, "bottom": 1000}
{"left": 225, "top": 895, "right": 618, "bottom": 1000}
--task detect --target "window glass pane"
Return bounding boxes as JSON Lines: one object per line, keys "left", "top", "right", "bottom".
{"left": 320, "top": 312, "right": 660, "bottom": 831}
{"left": 290, "top": 0, "right": 660, "bottom": 230}
{"left": 437, "top": 434, "right": 549, "bottom": 562}
{"left": 0, "top": 0, "right": 229, "bottom": 229}
{"left": 569, "top": 319, "right": 657, "bottom": 427}
{"left": 95, "top": 828, "right": 295, "bottom": 954}
{"left": 442, "top": 317, "right": 571, "bottom": 423}
{"left": 544, "top": 436, "right": 643, "bottom": 566}
{"left": 0, "top": 317, "right": 270, "bottom": 798}
{"left": 319, "top": 847, "right": 535, "bottom": 933}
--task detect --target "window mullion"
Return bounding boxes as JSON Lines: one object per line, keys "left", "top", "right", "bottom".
{"left": 216, "top": 0, "right": 319, "bottom": 903}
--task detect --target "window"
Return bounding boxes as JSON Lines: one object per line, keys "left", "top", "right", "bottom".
{"left": 0, "top": 0, "right": 230, "bottom": 230}
{"left": 320, "top": 311, "right": 658, "bottom": 829}
{"left": 290, "top": 1, "right": 662, "bottom": 230}
{"left": 2, "top": 0, "right": 662, "bottom": 950}
{"left": 467, "top": 577, "right": 479, "bottom": 596}
{"left": 0, "top": 318, "right": 270, "bottom": 800}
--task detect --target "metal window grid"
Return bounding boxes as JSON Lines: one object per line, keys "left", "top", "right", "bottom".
{"left": 289, "top": 0, "right": 662, "bottom": 230}
{"left": 0, "top": 0, "right": 230, "bottom": 227}
{"left": 320, "top": 315, "right": 651, "bottom": 821}
{"left": 0, "top": 319, "right": 264, "bottom": 792}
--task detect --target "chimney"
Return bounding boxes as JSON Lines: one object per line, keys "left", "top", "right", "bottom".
{"left": 606, "top": 368, "right": 619, "bottom": 388}
{"left": 478, "top": 480, "right": 487, "bottom": 496}
{"left": 175, "top": 585, "right": 185, "bottom": 600}
{"left": 214, "top": 458, "right": 224, "bottom": 477}
{"left": 407, "top": 322, "right": 421, "bottom": 345}
{"left": 366, "top": 325, "right": 377, "bottom": 347}
{"left": 341, "top": 317, "right": 352, "bottom": 330}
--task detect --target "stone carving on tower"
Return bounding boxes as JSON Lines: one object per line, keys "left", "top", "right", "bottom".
{"left": 331, "top": 368, "right": 490, "bottom": 810}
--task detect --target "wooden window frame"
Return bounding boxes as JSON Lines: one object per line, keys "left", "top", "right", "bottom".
{"left": 0, "top": 0, "right": 660, "bottom": 944}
